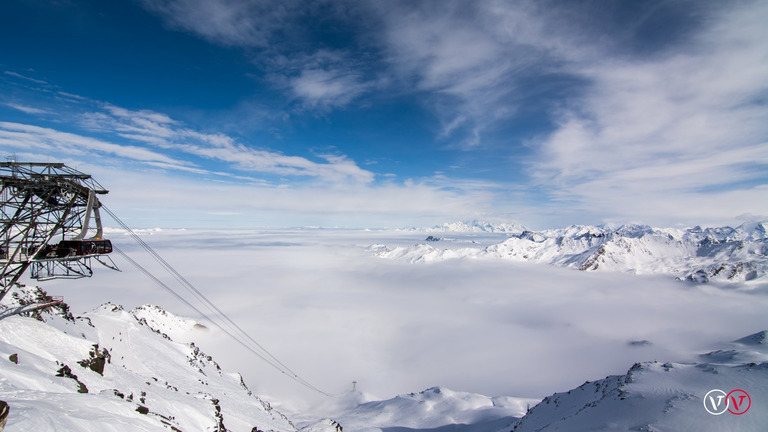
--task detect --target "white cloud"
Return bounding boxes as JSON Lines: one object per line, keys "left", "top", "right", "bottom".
{"left": 83, "top": 163, "right": 498, "bottom": 229}
{"left": 1, "top": 112, "right": 500, "bottom": 229}
{"left": 139, "top": 0, "right": 290, "bottom": 47}
{"left": 1, "top": 96, "right": 507, "bottom": 228}
{"left": 0, "top": 121, "right": 187, "bottom": 166}
{"left": 3, "top": 70, "right": 49, "bottom": 85}
{"left": 135, "top": 1, "right": 560, "bottom": 145}
{"left": 289, "top": 68, "right": 369, "bottom": 109}
{"left": 528, "top": 1, "right": 768, "bottom": 227}
{"left": 266, "top": 48, "right": 381, "bottom": 109}
{"left": 76, "top": 104, "right": 376, "bottom": 183}
{"left": 4, "top": 103, "right": 49, "bottom": 115}
{"left": 141, "top": 1, "right": 378, "bottom": 109}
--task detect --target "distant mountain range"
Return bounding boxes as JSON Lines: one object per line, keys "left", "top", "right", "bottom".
{"left": 410, "top": 220, "right": 528, "bottom": 234}
{"left": 375, "top": 221, "right": 768, "bottom": 283}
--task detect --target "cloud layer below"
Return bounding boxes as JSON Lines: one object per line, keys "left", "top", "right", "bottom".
{"left": 37, "top": 229, "right": 768, "bottom": 413}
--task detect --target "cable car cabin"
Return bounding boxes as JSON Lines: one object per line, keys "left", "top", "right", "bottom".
{"left": 35, "top": 239, "right": 112, "bottom": 260}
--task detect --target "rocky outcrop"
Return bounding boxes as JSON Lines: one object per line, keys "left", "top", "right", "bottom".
{"left": 77, "top": 344, "right": 111, "bottom": 375}
{"left": 0, "top": 400, "right": 8, "bottom": 431}
{"left": 55, "top": 363, "right": 88, "bottom": 394}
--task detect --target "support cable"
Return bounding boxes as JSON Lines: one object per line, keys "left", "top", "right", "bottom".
{"left": 111, "top": 246, "right": 291, "bottom": 378}
{"left": 103, "top": 206, "right": 297, "bottom": 377}
{"left": 101, "top": 205, "right": 339, "bottom": 397}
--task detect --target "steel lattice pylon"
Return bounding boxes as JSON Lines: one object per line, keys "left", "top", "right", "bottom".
{"left": 0, "top": 162, "right": 117, "bottom": 304}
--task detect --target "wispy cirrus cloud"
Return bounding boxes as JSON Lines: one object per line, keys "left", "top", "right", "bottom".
{"left": 141, "top": 0, "right": 378, "bottom": 110}
{"left": 3, "top": 71, "right": 49, "bottom": 85}
{"left": 1, "top": 97, "right": 375, "bottom": 184}
{"left": 139, "top": 0, "right": 557, "bottom": 145}
{"left": 0, "top": 121, "right": 187, "bottom": 167}
{"left": 0, "top": 117, "right": 496, "bottom": 229}
{"left": 269, "top": 49, "right": 379, "bottom": 110}
{"left": 73, "top": 103, "right": 374, "bottom": 183}
{"left": 529, "top": 1, "right": 768, "bottom": 225}
{"left": 376, "top": 0, "right": 571, "bottom": 148}
{"left": 138, "top": 0, "right": 292, "bottom": 48}
{"left": 4, "top": 102, "right": 50, "bottom": 115}
{"left": 0, "top": 74, "right": 498, "bottom": 227}
{"left": 289, "top": 67, "right": 368, "bottom": 109}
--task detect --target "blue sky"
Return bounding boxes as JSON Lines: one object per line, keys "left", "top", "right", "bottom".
{"left": 1, "top": 0, "right": 766, "bottom": 229}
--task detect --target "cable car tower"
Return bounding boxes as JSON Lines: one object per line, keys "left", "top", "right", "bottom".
{"left": 0, "top": 162, "right": 118, "bottom": 312}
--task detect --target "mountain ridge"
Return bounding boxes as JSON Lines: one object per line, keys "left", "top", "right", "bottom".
{"left": 0, "top": 284, "right": 297, "bottom": 432}
{"left": 374, "top": 220, "right": 768, "bottom": 283}
{"left": 509, "top": 330, "right": 768, "bottom": 432}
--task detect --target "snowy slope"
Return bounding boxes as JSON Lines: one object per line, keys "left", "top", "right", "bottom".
{"left": 509, "top": 330, "right": 768, "bottom": 432}
{"left": 0, "top": 285, "right": 296, "bottom": 432}
{"left": 315, "top": 330, "right": 768, "bottom": 432}
{"left": 1, "top": 284, "right": 540, "bottom": 432}
{"left": 374, "top": 221, "right": 768, "bottom": 283}
{"left": 322, "top": 387, "right": 537, "bottom": 432}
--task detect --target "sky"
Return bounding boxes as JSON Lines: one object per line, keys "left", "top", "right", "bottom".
{"left": 1, "top": 0, "right": 767, "bottom": 229}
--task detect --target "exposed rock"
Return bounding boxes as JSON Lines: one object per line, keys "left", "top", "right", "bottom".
{"left": 77, "top": 344, "right": 111, "bottom": 375}
{"left": 0, "top": 400, "right": 8, "bottom": 431}
{"left": 6, "top": 284, "right": 74, "bottom": 322}
{"left": 55, "top": 363, "right": 88, "bottom": 394}
{"left": 211, "top": 398, "right": 228, "bottom": 432}
{"left": 578, "top": 245, "right": 605, "bottom": 271}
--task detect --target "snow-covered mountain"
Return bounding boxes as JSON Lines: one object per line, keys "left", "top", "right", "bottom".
{"left": 0, "top": 284, "right": 296, "bottom": 431}
{"left": 373, "top": 221, "right": 768, "bottom": 283}
{"left": 406, "top": 220, "right": 527, "bottom": 234}
{"left": 509, "top": 330, "right": 768, "bottom": 432}
{"left": 335, "top": 331, "right": 768, "bottom": 431}
{"left": 325, "top": 387, "right": 537, "bottom": 432}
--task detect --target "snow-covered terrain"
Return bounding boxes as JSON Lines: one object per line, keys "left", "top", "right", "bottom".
{"left": 374, "top": 221, "right": 768, "bottom": 283}
{"left": 0, "top": 285, "right": 296, "bottom": 431}
{"left": 322, "top": 387, "right": 537, "bottom": 432}
{"left": 3, "top": 226, "right": 767, "bottom": 431}
{"left": 1, "top": 285, "right": 765, "bottom": 431}
{"left": 511, "top": 330, "right": 768, "bottom": 432}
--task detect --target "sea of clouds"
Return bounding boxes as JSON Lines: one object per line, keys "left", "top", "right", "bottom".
{"left": 27, "top": 228, "right": 768, "bottom": 416}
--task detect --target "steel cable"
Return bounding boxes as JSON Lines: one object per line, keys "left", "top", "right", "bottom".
{"left": 102, "top": 205, "right": 340, "bottom": 397}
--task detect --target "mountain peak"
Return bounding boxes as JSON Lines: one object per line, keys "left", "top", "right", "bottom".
{"left": 733, "top": 330, "right": 768, "bottom": 346}
{"left": 131, "top": 304, "right": 207, "bottom": 343}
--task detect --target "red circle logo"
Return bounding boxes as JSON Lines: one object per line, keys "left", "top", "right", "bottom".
{"left": 726, "top": 389, "right": 751, "bottom": 415}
